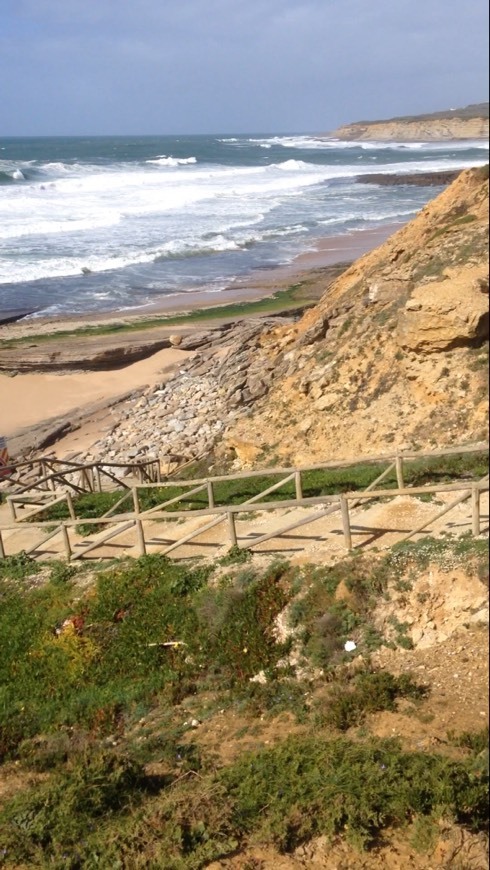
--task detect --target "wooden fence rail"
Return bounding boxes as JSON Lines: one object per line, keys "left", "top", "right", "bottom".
{"left": 0, "top": 477, "right": 487, "bottom": 563}
{"left": 1, "top": 442, "right": 488, "bottom": 562}
{"left": 1, "top": 441, "right": 487, "bottom": 497}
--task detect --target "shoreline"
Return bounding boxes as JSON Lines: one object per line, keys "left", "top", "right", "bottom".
{"left": 1, "top": 166, "right": 466, "bottom": 338}
{"left": 0, "top": 222, "right": 402, "bottom": 342}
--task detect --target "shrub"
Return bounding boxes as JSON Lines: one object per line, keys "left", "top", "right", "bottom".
{"left": 323, "top": 670, "right": 427, "bottom": 731}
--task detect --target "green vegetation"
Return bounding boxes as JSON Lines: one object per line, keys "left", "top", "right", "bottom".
{"left": 0, "top": 735, "right": 486, "bottom": 866}
{"left": 428, "top": 212, "right": 478, "bottom": 242}
{"left": 321, "top": 670, "right": 426, "bottom": 731}
{"left": 221, "top": 735, "right": 488, "bottom": 851}
{"left": 0, "top": 538, "right": 488, "bottom": 867}
{"left": 0, "top": 554, "right": 292, "bottom": 760}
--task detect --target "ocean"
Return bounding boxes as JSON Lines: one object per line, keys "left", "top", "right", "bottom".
{"left": 0, "top": 134, "right": 488, "bottom": 318}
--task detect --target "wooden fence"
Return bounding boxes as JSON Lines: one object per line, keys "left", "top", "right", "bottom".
{"left": 0, "top": 442, "right": 487, "bottom": 562}
{"left": 0, "top": 456, "right": 162, "bottom": 496}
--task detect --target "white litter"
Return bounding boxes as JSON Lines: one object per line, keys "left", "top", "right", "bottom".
{"left": 344, "top": 640, "right": 357, "bottom": 652}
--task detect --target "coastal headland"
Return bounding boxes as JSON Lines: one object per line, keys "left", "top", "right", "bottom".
{"left": 332, "top": 102, "right": 489, "bottom": 140}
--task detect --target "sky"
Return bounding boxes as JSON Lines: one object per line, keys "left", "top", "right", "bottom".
{"left": 1, "top": 0, "right": 488, "bottom": 136}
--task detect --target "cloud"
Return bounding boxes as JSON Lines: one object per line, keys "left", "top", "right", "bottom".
{"left": 2, "top": 0, "right": 488, "bottom": 134}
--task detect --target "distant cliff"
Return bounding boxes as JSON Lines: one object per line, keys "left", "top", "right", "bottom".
{"left": 332, "top": 103, "right": 489, "bottom": 141}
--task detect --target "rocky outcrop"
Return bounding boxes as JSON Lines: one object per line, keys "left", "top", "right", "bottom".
{"left": 0, "top": 335, "right": 174, "bottom": 373}
{"left": 87, "top": 319, "right": 291, "bottom": 466}
{"left": 397, "top": 266, "right": 489, "bottom": 353}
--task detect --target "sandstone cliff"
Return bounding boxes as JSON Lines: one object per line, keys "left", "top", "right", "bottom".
{"left": 332, "top": 103, "right": 489, "bottom": 141}
{"left": 220, "top": 166, "right": 489, "bottom": 466}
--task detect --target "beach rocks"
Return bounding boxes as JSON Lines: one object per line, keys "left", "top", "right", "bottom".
{"left": 90, "top": 316, "right": 297, "bottom": 467}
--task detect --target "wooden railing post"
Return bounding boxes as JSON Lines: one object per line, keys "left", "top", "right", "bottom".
{"left": 41, "top": 461, "right": 49, "bottom": 489}
{"left": 7, "top": 497, "right": 16, "bottom": 522}
{"left": 132, "top": 487, "right": 146, "bottom": 556}
{"left": 395, "top": 455, "right": 404, "bottom": 491}
{"left": 295, "top": 470, "right": 303, "bottom": 501}
{"left": 136, "top": 520, "right": 147, "bottom": 556}
{"left": 339, "top": 495, "right": 352, "bottom": 550}
{"left": 95, "top": 465, "right": 102, "bottom": 492}
{"left": 207, "top": 480, "right": 215, "bottom": 509}
{"left": 227, "top": 511, "right": 237, "bottom": 548}
{"left": 0, "top": 530, "right": 5, "bottom": 559}
{"left": 472, "top": 485, "right": 480, "bottom": 537}
{"left": 132, "top": 487, "right": 140, "bottom": 514}
{"left": 61, "top": 524, "right": 71, "bottom": 561}
{"left": 65, "top": 491, "right": 76, "bottom": 521}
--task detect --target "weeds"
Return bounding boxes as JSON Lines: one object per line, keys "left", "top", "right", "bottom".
{"left": 218, "top": 545, "right": 252, "bottom": 566}
{"left": 222, "top": 735, "right": 488, "bottom": 851}
{"left": 1, "top": 734, "right": 486, "bottom": 866}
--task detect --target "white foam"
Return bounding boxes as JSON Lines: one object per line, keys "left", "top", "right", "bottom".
{"left": 146, "top": 155, "right": 197, "bottom": 166}
{"left": 1, "top": 140, "right": 487, "bottom": 288}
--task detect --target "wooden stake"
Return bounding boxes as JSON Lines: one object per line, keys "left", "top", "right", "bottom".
{"left": 207, "top": 480, "right": 215, "bottom": 509}
{"left": 132, "top": 487, "right": 140, "bottom": 514}
{"left": 227, "top": 511, "right": 237, "bottom": 547}
{"left": 295, "top": 470, "right": 303, "bottom": 500}
{"left": 0, "top": 531, "right": 5, "bottom": 559}
{"left": 66, "top": 491, "right": 76, "bottom": 521}
{"left": 61, "top": 524, "right": 71, "bottom": 560}
{"left": 339, "top": 495, "right": 352, "bottom": 550}
{"left": 472, "top": 485, "right": 480, "bottom": 537}
{"left": 136, "top": 519, "right": 147, "bottom": 556}
{"left": 395, "top": 456, "right": 404, "bottom": 491}
{"left": 7, "top": 497, "right": 16, "bottom": 522}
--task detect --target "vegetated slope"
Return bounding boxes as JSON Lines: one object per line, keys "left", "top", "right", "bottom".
{"left": 0, "top": 538, "right": 487, "bottom": 868}
{"left": 220, "top": 167, "right": 489, "bottom": 468}
{"left": 332, "top": 102, "right": 489, "bottom": 140}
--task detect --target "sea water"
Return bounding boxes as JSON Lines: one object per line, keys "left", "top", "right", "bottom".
{"left": 0, "top": 134, "right": 487, "bottom": 317}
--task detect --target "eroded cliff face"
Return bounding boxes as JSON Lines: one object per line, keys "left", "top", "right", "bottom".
{"left": 332, "top": 117, "right": 489, "bottom": 141}
{"left": 219, "top": 167, "right": 489, "bottom": 467}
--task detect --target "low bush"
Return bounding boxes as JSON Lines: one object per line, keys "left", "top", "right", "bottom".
{"left": 322, "top": 670, "right": 427, "bottom": 731}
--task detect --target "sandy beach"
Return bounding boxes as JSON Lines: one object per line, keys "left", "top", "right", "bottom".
{"left": 0, "top": 221, "right": 402, "bottom": 455}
